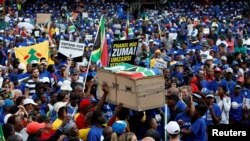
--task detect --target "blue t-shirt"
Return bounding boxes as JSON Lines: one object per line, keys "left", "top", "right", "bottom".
{"left": 224, "top": 79, "right": 236, "bottom": 94}
{"left": 208, "top": 79, "right": 228, "bottom": 93}
{"left": 203, "top": 103, "right": 221, "bottom": 125}
{"left": 175, "top": 112, "right": 192, "bottom": 141}
{"left": 176, "top": 100, "right": 187, "bottom": 112}
{"left": 191, "top": 117, "right": 207, "bottom": 141}
{"left": 88, "top": 125, "right": 103, "bottom": 141}
{"left": 230, "top": 93, "right": 244, "bottom": 122}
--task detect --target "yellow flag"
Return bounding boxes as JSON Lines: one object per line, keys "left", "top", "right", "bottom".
{"left": 14, "top": 41, "right": 49, "bottom": 65}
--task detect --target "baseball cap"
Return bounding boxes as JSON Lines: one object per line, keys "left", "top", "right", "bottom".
{"left": 42, "top": 77, "right": 50, "bottom": 83}
{"left": 70, "top": 69, "right": 79, "bottom": 75}
{"left": 235, "top": 85, "right": 241, "bottom": 89}
{"left": 54, "top": 101, "right": 68, "bottom": 113}
{"left": 155, "top": 49, "right": 161, "bottom": 54}
{"left": 165, "top": 121, "right": 180, "bottom": 134}
{"left": 80, "top": 99, "right": 92, "bottom": 110}
{"left": 3, "top": 99, "right": 14, "bottom": 109}
{"left": 4, "top": 114, "right": 12, "bottom": 124}
{"left": 206, "top": 55, "right": 213, "bottom": 61}
{"left": 18, "top": 63, "right": 25, "bottom": 70}
{"left": 226, "top": 68, "right": 233, "bottom": 73}
{"left": 193, "top": 93, "right": 202, "bottom": 99}
{"left": 26, "top": 122, "right": 45, "bottom": 134}
{"left": 206, "top": 94, "right": 214, "bottom": 98}
{"left": 214, "top": 67, "right": 222, "bottom": 73}
{"left": 30, "top": 60, "right": 38, "bottom": 65}
{"left": 112, "top": 120, "right": 127, "bottom": 134}
{"left": 221, "top": 56, "right": 227, "bottom": 61}
{"left": 23, "top": 98, "right": 38, "bottom": 106}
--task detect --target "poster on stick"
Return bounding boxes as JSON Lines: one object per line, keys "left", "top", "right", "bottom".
{"left": 109, "top": 39, "right": 138, "bottom": 67}
{"left": 58, "top": 40, "right": 85, "bottom": 62}
{"left": 36, "top": 13, "right": 52, "bottom": 24}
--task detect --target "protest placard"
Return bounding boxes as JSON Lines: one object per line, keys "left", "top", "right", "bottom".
{"left": 59, "top": 40, "right": 85, "bottom": 61}
{"left": 109, "top": 39, "right": 138, "bottom": 67}
{"left": 203, "top": 28, "right": 210, "bottom": 35}
{"left": 155, "top": 59, "right": 168, "bottom": 69}
{"left": 36, "top": 13, "right": 52, "bottom": 24}
{"left": 85, "top": 35, "right": 93, "bottom": 41}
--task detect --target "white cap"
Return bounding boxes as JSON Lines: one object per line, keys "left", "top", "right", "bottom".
{"left": 78, "top": 62, "right": 88, "bottom": 67}
{"left": 206, "top": 55, "right": 213, "bottom": 61}
{"left": 30, "top": 60, "right": 38, "bottom": 65}
{"left": 4, "top": 114, "right": 12, "bottom": 124}
{"left": 60, "top": 80, "right": 72, "bottom": 91}
{"left": 149, "top": 39, "right": 154, "bottom": 42}
{"left": 54, "top": 102, "right": 68, "bottom": 113}
{"left": 221, "top": 56, "right": 227, "bottom": 61}
{"left": 23, "top": 98, "right": 38, "bottom": 105}
{"left": 18, "top": 63, "right": 25, "bottom": 70}
{"left": 165, "top": 121, "right": 180, "bottom": 134}
{"left": 226, "top": 68, "right": 233, "bottom": 73}
{"left": 42, "top": 77, "right": 50, "bottom": 83}
{"left": 88, "top": 43, "right": 94, "bottom": 46}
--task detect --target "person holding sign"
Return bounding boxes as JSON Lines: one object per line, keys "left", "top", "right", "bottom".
{"left": 150, "top": 49, "right": 164, "bottom": 68}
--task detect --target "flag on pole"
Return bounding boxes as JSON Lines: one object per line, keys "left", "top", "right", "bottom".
{"left": 125, "top": 14, "right": 129, "bottom": 39}
{"left": 91, "top": 15, "right": 108, "bottom": 67}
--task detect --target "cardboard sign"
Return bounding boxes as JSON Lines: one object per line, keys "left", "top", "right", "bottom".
{"left": 109, "top": 39, "right": 138, "bottom": 67}
{"left": 155, "top": 59, "right": 168, "bottom": 69}
{"left": 36, "top": 13, "right": 52, "bottom": 24}
{"left": 59, "top": 40, "right": 85, "bottom": 60}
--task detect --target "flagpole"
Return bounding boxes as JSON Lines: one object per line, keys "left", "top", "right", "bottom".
{"left": 83, "top": 15, "right": 104, "bottom": 92}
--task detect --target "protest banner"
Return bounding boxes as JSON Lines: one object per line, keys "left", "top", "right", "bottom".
{"left": 58, "top": 40, "right": 85, "bottom": 62}
{"left": 109, "top": 39, "right": 138, "bottom": 67}
{"left": 155, "top": 59, "right": 168, "bottom": 69}
{"left": 14, "top": 41, "right": 49, "bottom": 66}
{"left": 36, "top": 13, "right": 52, "bottom": 24}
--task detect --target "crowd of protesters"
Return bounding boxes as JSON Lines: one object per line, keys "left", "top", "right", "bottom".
{"left": 0, "top": 0, "right": 250, "bottom": 141}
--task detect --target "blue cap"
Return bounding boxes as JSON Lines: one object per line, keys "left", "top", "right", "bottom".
{"left": 4, "top": 99, "right": 14, "bottom": 108}
{"left": 201, "top": 88, "right": 210, "bottom": 95}
{"left": 112, "top": 120, "right": 127, "bottom": 134}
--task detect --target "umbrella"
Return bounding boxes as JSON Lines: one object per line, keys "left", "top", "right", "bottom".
{"left": 17, "top": 22, "right": 34, "bottom": 30}
{"left": 17, "top": 22, "right": 34, "bottom": 33}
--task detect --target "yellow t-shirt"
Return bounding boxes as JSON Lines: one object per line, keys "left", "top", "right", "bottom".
{"left": 52, "top": 118, "right": 63, "bottom": 130}
{"left": 79, "top": 128, "right": 90, "bottom": 141}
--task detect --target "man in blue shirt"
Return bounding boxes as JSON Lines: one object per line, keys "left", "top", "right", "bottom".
{"left": 229, "top": 85, "right": 245, "bottom": 124}
{"left": 181, "top": 102, "right": 208, "bottom": 141}
{"left": 88, "top": 110, "right": 105, "bottom": 141}
{"left": 203, "top": 94, "right": 221, "bottom": 125}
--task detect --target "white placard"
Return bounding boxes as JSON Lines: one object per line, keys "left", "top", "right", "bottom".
{"left": 155, "top": 59, "right": 168, "bottom": 69}
{"left": 59, "top": 40, "right": 85, "bottom": 58}
{"left": 85, "top": 35, "right": 93, "bottom": 41}
{"left": 203, "top": 28, "right": 210, "bottom": 35}
{"left": 169, "top": 33, "right": 178, "bottom": 40}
